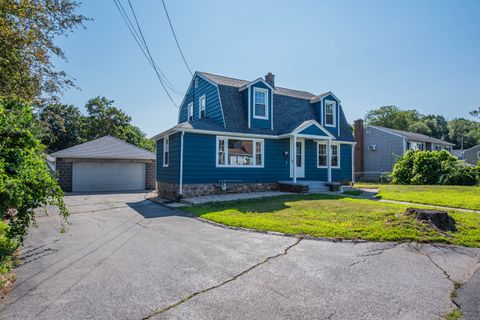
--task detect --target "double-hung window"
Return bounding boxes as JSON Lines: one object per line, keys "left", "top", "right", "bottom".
{"left": 253, "top": 88, "right": 268, "bottom": 119}
{"left": 163, "top": 136, "right": 169, "bottom": 167}
{"left": 317, "top": 142, "right": 340, "bottom": 168}
{"left": 217, "top": 137, "right": 264, "bottom": 167}
{"left": 187, "top": 102, "right": 193, "bottom": 121}
{"left": 199, "top": 95, "right": 206, "bottom": 118}
{"left": 325, "top": 101, "right": 336, "bottom": 127}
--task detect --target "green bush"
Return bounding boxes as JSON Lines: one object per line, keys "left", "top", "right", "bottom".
{"left": 391, "top": 150, "right": 479, "bottom": 186}
{"left": 0, "top": 221, "right": 17, "bottom": 275}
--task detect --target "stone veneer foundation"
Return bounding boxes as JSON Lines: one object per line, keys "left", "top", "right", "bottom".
{"left": 156, "top": 181, "right": 298, "bottom": 200}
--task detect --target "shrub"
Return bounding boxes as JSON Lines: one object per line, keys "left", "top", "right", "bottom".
{"left": 0, "top": 222, "right": 17, "bottom": 275}
{"left": 0, "top": 98, "right": 69, "bottom": 243}
{"left": 391, "top": 150, "right": 479, "bottom": 186}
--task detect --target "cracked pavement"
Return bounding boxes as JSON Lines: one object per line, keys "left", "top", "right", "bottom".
{"left": 1, "top": 192, "right": 479, "bottom": 320}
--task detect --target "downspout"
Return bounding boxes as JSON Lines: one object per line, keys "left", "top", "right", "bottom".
{"left": 179, "top": 131, "right": 185, "bottom": 196}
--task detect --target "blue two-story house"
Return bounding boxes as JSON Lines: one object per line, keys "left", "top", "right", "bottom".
{"left": 153, "top": 72, "right": 355, "bottom": 199}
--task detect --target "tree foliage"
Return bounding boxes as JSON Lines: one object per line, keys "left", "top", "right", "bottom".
{"left": 391, "top": 150, "right": 479, "bottom": 186}
{"left": 0, "top": 98, "right": 69, "bottom": 243}
{"left": 38, "top": 96, "right": 155, "bottom": 152}
{"left": 447, "top": 118, "right": 480, "bottom": 149}
{"left": 39, "top": 103, "right": 85, "bottom": 152}
{"left": 0, "top": 0, "right": 89, "bottom": 103}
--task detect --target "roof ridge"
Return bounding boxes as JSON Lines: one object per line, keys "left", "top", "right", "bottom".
{"left": 50, "top": 135, "right": 154, "bottom": 157}
{"left": 371, "top": 126, "right": 454, "bottom": 144}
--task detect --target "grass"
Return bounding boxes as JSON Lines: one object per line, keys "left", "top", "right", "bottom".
{"left": 443, "top": 309, "right": 462, "bottom": 320}
{"left": 183, "top": 194, "right": 480, "bottom": 247}
{"left": 354, "top": 184, "right": 480, "bottom": 211}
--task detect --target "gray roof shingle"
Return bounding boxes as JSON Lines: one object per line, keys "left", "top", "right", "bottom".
{"left": 198, "top": 72, "right": 316, "bottom": 100}
{"left": 50, "top": 136, "right": 155, "bottom": 160}
{"left": 371, "top": 126, "right": 455, "bottom": 146}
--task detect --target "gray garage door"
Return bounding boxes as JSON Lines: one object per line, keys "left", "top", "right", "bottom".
{"left": 72, "top": 162, "right": 146, "bottom": 192}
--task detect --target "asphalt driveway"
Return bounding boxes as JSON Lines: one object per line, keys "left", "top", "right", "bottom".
{"left": 1, "top": 192, "right": 479, "bottom": 320}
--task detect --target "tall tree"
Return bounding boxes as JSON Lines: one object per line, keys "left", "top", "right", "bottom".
{"left": 470, "top": 107, "right": 480, "bottom": 119}
{"left": 84, "top": 96, "right": 154, "bottom": 151}
{"left": 38, "top": 104, "right": 85, "bottom": 152}
{"left": 447, "top": 118, "right": 480, "bottom": 149}
{"left": 364, "top": 106, "right": 421, "bottom": 130}
{"left": 0, "top": 0, "right": 88, "bottom": 103}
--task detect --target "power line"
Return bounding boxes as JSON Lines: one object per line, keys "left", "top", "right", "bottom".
{"left": 113, "top": 0, "right": 182, "bottom": 107}
{"left": 161, "top": 0, "right": 194, "bottom": 76}
{"left": 125, "top": 0, "right": 184, "bottom": 96}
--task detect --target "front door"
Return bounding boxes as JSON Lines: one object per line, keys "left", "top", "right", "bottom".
{"left": 290, "top": 138, "right": 305, "bottom": 178}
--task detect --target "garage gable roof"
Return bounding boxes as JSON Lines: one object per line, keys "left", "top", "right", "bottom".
{"left": 50, "top": 136, "right": 155, "bottom": 160}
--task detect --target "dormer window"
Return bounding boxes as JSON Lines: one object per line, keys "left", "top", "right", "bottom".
{"left": 199, "top": 95, "right": 206, "bottom": 118}
{"left": 187, "top": 102, "right": 193, "bottom": 121}
{"left": 253, "top": 88, "right": 268, "bottom": 119}
{"left": 325, "top": 100, "right": 336, "bottom": 127}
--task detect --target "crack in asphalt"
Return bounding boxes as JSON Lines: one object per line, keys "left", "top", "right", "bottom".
{"left": 348, "top": 243, "right": 402, "bottom": 268}
{"left": 407, "top": 243, "right": 463, "bottom": 311}
{"left": 141, "top": 237, "right": 303, "bottom": 320}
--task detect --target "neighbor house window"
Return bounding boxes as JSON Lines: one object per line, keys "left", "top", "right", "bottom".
{"left": 253, "top": 88, "right": 268, "bottom": 119}
{"left": 217, "top": 137, "right": 264, "bottom": 167}
{"left": 477, "top": 151, "right": 480, "bottom": 159}
{"left": 163, "top": 136, "right": 169, "bottom": 167}
{"left": 408, "top": 141, "right": 424, "bottom": 151}
{"left": 188, "top": 102, "right": 193, "bottom": 121}
{"left": 199, "top": 95, "right": 206, "bottom": 118}
{"left": 317, "top": 142, "right": 340, "bottom": 168}
{"left": 325, "top": 101, "right": 336, "bottom": 127}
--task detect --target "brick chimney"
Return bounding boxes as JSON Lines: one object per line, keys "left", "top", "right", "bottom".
{"left": 354, "top": 119, "right": 364, "bottom": 175}
{"left": 265, "top": 72, "right": 275, "bottom": 88}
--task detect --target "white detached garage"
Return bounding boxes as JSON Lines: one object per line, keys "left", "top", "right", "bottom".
{"left": 50, "top": 136, "right": 156, "bottom": 193}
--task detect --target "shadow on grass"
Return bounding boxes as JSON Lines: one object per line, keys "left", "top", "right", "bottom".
{"left": 183, "top": 193, "right": 347, "bottom": 215}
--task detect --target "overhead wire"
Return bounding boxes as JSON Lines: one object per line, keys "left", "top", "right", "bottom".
{"left": 112, "top": 0, "right": 183, "bottom": 107}
{"left": 161, "top": 0, "right": 194, "bottom": 76}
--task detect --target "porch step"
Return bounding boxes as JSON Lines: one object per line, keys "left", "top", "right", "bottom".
{"left": 278, "top": 181, "right": 330, "bottom": 194}
{"left": 308, "top": 186, "right": 330, "bottom": 193}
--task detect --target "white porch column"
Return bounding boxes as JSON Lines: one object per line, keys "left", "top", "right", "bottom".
{"left": 327, "top": 138, "right": 332, "bottom": 182}
{"left": 292, "top": 135, "right": 297, "bottom": 183}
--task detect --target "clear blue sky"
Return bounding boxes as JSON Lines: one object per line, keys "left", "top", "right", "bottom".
{"left": 55, "top": 0, "right": 480, "bottom": 137}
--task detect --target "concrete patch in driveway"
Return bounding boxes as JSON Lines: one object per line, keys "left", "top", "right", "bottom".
{"left": 1, "top": 193, "right": 479, "bottom": 320}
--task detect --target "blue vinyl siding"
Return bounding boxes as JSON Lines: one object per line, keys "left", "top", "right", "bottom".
{"left": 182, "top": 133, "right": 289, "bottom": 184}
{"left": 298, "top": 124, "right": 329, "bottom": 137}
{"left": 156, "top": 132, "right": 181, "bottom": 183}
{"left": 304, "top": 140, "right": 352, "bottom": 182}
{"left": 250, "top": 81, "right": 272, "bottom": 130}
{"left": 178, "top": 75, "right": 224, "bottom": 126}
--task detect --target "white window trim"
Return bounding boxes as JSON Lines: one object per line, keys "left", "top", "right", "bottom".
{"left": 324, "top": 100, "right": 336, "bottom": 127}
{"left": 163, "top": 136, "right": 169, "bottom": 167}
{"left": 317, "top": 141, "right": 341, "bottom": 169}
{"left": 199, "top": 95, "right": 206, "bottom": 118}
{"left": 408, "top": 141, "right": 425, "bottom": 151}
{"left": 215, "top": 136, "right": 265, "bottom": 168}
{"left": 194, "top": 77, "right": 198, "bottom": 89}
{"left": 187, "top": 102, "right": 193, "bottom": 121}
{"left": 253, "top": 87, "right": 269, "bottom": 120}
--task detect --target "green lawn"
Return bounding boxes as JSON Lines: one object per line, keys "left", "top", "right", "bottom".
{"left": 354, "top": 184, "right": 480, "bottom": 211}
{"left": 183, "top": 194, "right": 480, "bottom": 247}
